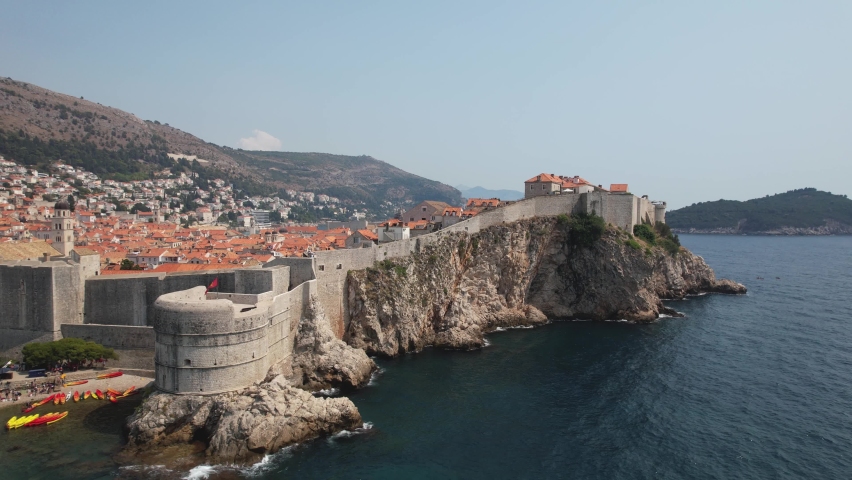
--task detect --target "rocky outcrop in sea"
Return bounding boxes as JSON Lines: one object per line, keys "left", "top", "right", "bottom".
{"left": 123, "top": 375, "right": 362, "bottom": 465}
{"left": 123, "top": 295, "right": 374, "bottom": 466}
{"left": 346, "top": 218, "right": 745, "bottom": 356}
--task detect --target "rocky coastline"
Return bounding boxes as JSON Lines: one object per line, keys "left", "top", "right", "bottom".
{"left": 123, "top": 217, "right": 745, "bottom": 466}
{"left": 346, "top": 218, "right": 745, "bottom": 356}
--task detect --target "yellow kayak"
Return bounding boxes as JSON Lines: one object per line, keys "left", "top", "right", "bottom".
{"left": 7, "top": 414, "right": 39, "bottom": 429}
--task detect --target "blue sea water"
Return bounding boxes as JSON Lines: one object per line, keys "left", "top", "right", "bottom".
{"left": 3, "top": 235, "right": 852, "bottom": 479}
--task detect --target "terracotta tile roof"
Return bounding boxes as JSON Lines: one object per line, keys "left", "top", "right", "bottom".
{"left": 356, "top": 229, "right": 378, "bottom": 241}
{"left": 525, "top": 173, "right": 562, "bottom": 184}
{"left": 0, "top": 241, "right": 62, "bottom": 260}
{"left": 152, "top": 263, "right": 244, "bottom": 273}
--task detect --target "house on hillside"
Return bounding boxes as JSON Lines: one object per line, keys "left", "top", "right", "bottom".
{"left": 524, "top": 173, "right": 609, "bottom": 199}
{"left": 129, "top": 248, "right": 183, "bottom": 268}
{"left": 377, "top": 219, "right": 410, "bottom": 243}
{"left": 402, "top": 201, "right": 453, "bottom": 223}
{"left": 345, "top": 229, "right": 378, "bottom": 248}
{"left": 434, "top": 206, "right": 463, "bottom": 228}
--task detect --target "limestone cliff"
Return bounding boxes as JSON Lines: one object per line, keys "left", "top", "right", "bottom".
{"left": 282, "top": 294, "right": 376, "bottom": 390}
{"left": 346, "top": 218, "right": 745, "bottom": 356}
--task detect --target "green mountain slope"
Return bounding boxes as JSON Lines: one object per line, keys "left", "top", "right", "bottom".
{"left": 0, "top": 77, "right": 460, "bottom": 213}
{"left": 667, "top": 189, "right": 852, "bottom": 233}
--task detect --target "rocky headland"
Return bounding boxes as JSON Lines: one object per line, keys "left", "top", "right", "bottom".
{"left": 346, "top": 217, "right": 745, "bottom": 356}
{"left": 123, "top": 216, "right": 745, "bottom": 465}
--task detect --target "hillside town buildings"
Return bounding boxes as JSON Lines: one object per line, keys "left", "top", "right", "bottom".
{"left": 0, "top": 153, "right": 658, "bottom": 275}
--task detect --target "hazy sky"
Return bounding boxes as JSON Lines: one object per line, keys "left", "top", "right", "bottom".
{"left": 2, "top": 1, "right": 850, "bottom": 208}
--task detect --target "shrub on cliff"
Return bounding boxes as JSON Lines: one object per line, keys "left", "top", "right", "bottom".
{"left": 22, "top": 338, "right": 119, "bottom": 368}
{"left": 633, "top": 224, "right": 656, "bottom": 245}
{"left": 563, "top": 213, "right": 606, "bottom": 248}
{"left": 659, "top": 238, "right": 681, "bottom": 256}
{"left": 655, "top": 222, "right": 680, "bottom": 246}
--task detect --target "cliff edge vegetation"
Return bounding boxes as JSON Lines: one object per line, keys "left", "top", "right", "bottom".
{"left": 667, "top": 188, "right": 852, "bottom": 235}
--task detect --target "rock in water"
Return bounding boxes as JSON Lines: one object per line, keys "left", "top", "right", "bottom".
{"left": 124, "top": 375, "right": 362, "bottom": 464}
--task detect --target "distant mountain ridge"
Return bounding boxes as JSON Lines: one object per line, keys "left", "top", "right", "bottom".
{"left": 667, "top": 188, "right": 852, "bottom": 235}
{"left": 0, "top": 77, "right": 460, "bottom": 213}
{"left": 455, "top": 185, "right": 524, "bottom": 201}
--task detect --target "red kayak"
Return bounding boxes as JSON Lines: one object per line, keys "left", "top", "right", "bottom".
{"left": 65, "top": 380, "right": 88, "bottom": 387}
{"left": 73, "top": 391, "right": 80, "bottom": 402}
{"left": 109, "top": 395, "right": 118, "bottom": 404}
{"left": 94, "top": 389, "right": 104, "bottom": 400}
{"left": 96, "top": 371, "right": 123, "bottom": 380}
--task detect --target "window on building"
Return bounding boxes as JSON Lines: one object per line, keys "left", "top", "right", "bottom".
{"left": 318, "top": 265, "right": 325, "bottom": 271}
{"left": 336, "top": 264, "right": 342, "bottom": 269}
{"left": 422, "top": 207, "right": 427, "bottom": 211}
{"left": 184, "top": 359, "right": 191, "bottom": 366}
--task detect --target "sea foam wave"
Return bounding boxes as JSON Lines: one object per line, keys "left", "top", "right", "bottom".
{"left": 367, "top": 368, "right": 385, "bottom": 386}
{"left": 183, "top": 465, "right": 217, "bottom": 480}
{"left": 328, "top": 422, "right": 375, "bottom": 443}
{"left": 314, "top": 387, "right": 340, "bottom": 397}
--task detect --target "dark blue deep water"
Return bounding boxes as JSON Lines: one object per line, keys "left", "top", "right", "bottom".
{"left": 3, "top": 235, "right": 852, "bottom": 479}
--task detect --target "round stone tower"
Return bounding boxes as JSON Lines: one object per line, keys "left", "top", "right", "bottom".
{"left": 153, "top": 286, "right": 270, "bottom": 395}
{"left": 654, "top": 201, "right": 667, "bottom": 224}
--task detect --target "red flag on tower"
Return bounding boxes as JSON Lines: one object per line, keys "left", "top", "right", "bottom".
{"left": 206, "top": 277, "right": 219, "bottom": 293}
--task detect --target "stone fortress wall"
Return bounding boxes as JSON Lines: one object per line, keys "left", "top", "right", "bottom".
{"left": 0, "top": 264, "right": 290, "bottom": 362}
{"left": 270, "top": 191, "right": 666, "bottom": 337}
{"left": 153, "top": 275, "right": 312, "bottom": 395}
{"left": 0, "top": 259, "right": 85, "bottom": 358}
{"left": 0, "top": 191, "right": 664, "bottom": 394}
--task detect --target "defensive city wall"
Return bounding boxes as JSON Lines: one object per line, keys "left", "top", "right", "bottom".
{"left": 0, "top": 192, "right": 664, "bottom": 393}
{"left": 0, "top": 265, "right": 290, "bottom": 363}
{"left": 269, "top": 191, "right": 666, "bottom": 338}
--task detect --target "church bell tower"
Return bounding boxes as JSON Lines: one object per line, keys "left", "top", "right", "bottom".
{"left": 52, "top": 200, "right": 75, "bottom": 256}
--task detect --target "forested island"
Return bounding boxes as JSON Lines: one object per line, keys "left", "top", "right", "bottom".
{"left": 667, "top": 189, "right": 852, "bottom": 235}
